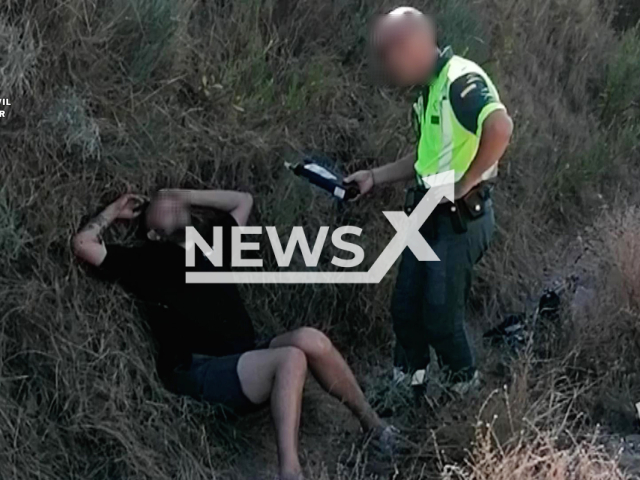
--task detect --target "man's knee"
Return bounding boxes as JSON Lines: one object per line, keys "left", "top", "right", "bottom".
{"left": 278, "top": 346, "right": 308, "bottom": 375}
{"left": 289, "top": 327, "right": 333, "bottom": 358}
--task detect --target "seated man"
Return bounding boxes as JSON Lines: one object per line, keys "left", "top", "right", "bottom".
{"left": 72, "top": 189, "right": 394, "bottom": 480}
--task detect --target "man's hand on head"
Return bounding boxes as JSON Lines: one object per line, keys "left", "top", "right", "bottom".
{"left": 154, "top": 189, "right": 253, "bottom": 226}
{"left": 114, "top": 193, "right": 148, "bottom": 220}
{"left": 73, "top": 192, "right": 147, "bottom": 267}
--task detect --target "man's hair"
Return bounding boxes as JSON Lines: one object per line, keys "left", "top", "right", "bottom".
{"left": 373, "top": 6, "right": 437, "bottom": 49}
{"left": 387, "top": 6, "right": 423, "bottom": 17}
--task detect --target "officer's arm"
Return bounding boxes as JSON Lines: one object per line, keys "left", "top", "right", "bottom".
{"left": 345, "top": 151, "right": 415, "bottom": 197}
{"left": 162, "top": 189, "right": 253, "bottom": 226}
{"left": 371, "top": 151, "right": 416, "bottom": 185}
{"left": 457, "top": 110, "right": 513, "bottom": 197}
{"left": 449, "top": 73, "right": 513, "bottom": 198}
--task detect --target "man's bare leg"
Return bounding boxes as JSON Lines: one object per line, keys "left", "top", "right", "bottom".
{"left": 270, "top": 328, "right": 383, "bottom": 432}
{"left": 237, "top": 347, "right": 308, "bottom": 480}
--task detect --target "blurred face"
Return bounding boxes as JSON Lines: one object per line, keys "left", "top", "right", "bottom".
{"left": 145, "top": 193, "right": 190, "bottom": 242}
{"left": 373, "top": 14, "right": 437, "bottom": 86}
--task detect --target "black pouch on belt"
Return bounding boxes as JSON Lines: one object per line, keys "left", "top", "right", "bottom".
{"left": 404, "top": 187, "right": 426, "bottom": 214}
{"left": 404, "top": 184, "right": 491, "bottom": 234}
{"left": 450, "top": 203, "right": 467, "bottom": 234}
{"left": 451, "top": 183, "right": 492, "bottom": 234}
{"left": 460, "top": 183, "right": 492, "bottom": 219}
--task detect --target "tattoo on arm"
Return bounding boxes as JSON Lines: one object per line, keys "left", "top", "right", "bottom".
{"left": 79, "top": 212, "right": 111, "bottom": 244}
{"left": 73, "top": 198, "right": 128, "bottom": 265}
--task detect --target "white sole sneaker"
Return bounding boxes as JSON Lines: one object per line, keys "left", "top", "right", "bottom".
{"left": 449, "top": 370, "right": 481, "bottom": 396}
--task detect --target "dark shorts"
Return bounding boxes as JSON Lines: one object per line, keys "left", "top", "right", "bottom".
{"left": 164, "top": 353, "right": 265, "bottom": 415}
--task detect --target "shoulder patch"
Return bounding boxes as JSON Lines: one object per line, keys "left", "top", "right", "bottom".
{"left": 449, "top": 73, "right": 497, "bottom": 134}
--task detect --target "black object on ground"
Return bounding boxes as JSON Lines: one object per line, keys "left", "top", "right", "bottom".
{"left": 538, "top": 289, "right": 561, "bottom": 321}
{"left": 484, "top": 288, "right": 563, "bottom": 352}
{"left": 483, "top": 312, "right": 526, "bottom": 349}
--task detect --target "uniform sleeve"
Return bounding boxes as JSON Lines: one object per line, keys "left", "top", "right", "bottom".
{"left": 449, "top": 73, "right": 506, "bottom": 136}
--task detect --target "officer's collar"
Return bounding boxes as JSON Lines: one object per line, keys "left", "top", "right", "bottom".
{"left": 430, "top": 46, "right": 453, "bottom": 82}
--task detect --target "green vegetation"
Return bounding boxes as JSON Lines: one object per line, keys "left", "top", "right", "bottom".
{"left": 1, "top": 0, "right": 640, "bottom": 478}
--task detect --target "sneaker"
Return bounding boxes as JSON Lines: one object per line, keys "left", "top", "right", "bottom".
{"left": 392, "top": 367, "right": 427, "bottom": 387}
{"left": 367, "top": 425, "right": 399, "bottom": 458}
{"left": 392, "top": 367, "right": 407, "bottom": 385}
{"left": 449, "top": 370, "right": 481, "bottom": 396}
{"left": 367, "top": 424, "right": 415, "bottom": 459}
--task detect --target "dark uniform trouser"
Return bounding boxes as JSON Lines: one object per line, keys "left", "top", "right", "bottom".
{"left": 391, "top": 199, "right": 495, "bottom": 384}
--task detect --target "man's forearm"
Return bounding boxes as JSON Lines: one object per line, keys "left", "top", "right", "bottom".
{"left": 73, "top": 198, "right": 126, "bottom": 265}
{"left": 77, "top": 201, "right": 121, "bottom": 242}
{"left": 164, "top": 189, "right": 249, "bottom": 211}
{"left": 163, "top": 189, "right": 253, "bottom": 226}
{"left": 459, "top": 111, "right": 513, "bottom": 189}
{"left": 371, "top": 152, "right": 416, "bottom": 186}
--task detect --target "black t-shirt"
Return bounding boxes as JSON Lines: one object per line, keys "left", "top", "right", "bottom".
{"left": 97, "top": 213, "right": 255, "bottom": 377}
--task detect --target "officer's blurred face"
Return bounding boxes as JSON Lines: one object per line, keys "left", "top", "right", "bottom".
{"left": 373, "top": 10, "right": 437, "bottom": 86}
{"left": 145, "top": 193, "right": 190, "bottom": 242}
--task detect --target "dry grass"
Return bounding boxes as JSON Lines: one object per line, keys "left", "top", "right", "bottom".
{"left": 443, "top": 427, "right": 630, "bottom": 480}
{"left": 1, "top": 0, "right": 640, "bottom": 478}
{"left": 603, "top": 207, "right": 640, "bottom": 309}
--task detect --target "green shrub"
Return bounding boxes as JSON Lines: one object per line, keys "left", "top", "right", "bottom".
{"left": 44, "top": 88, "right": 101, "bottom": 159}
{"left": 430, "top": 0, "right": 491, "bottom": 62}
{"left": 0, "top": 190, "right": 30, "bottom": 262}
{"left": 602, "top": 26, "right": 640, "bottom": 124}
{"left": 0, "top": 18, "right": 39, "bottom": 96}
{"left": 106, "top": 0, "right": 186, "bottom": 84}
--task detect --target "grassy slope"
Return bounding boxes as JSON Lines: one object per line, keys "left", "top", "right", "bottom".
{"left": 1, "top": 0, "right": 639, "bottom": 478}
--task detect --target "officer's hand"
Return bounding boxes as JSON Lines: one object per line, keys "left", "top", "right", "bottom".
{"left": 345, "top": 170, "right": 374, "bottom": 199}
{"left": 454, "top": 176, "right": 478, "bottom": 200}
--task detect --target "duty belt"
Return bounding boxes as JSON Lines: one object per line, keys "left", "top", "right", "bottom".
{"left": 404, "top": 182, "right": 493, "bottom": 234}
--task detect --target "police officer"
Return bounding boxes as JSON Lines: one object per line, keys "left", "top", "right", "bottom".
{"left": 347, "top": 7, "right": 513, "bottom": 394}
